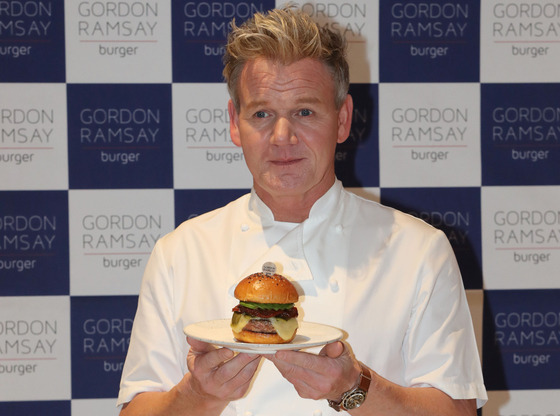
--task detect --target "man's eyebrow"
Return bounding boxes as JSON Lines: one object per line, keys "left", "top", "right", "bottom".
{"left": 244, "top": 99, "right": 268, "bottom": 109}
{"left": 244, "top": 96, "right": 322, "bottom": 109}
{"left": 295, "top": 96, "right": 322, "bottom": 105}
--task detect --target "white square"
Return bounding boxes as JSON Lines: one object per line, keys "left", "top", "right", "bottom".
{"left": 0, "top": 84, "right": 68, "bottom": 190}
{"left": 72, "top": 398, "right": 120, "bottom": 416}
{"left": 0, "top": 296, "right": 70, "bottom": 401}
{"left": 65, "top": 0, "right": 172, "bottom": 83}
{"left": 481, "top": 186, "right": 560, "bottom": 289}
{"left": 379, "top": 83, "right": 481, "bottom": 187}
{"left": 172, "top": 83, "right": 252, "bottom": 189}
{"left": 481, "top": 1, "right": 560, "bottom": 82}
{"left": 288, "top": 0, "right": 379, "bottom": 83}
{"left": 69, "top": 189, "right": 175, "bottom": 295}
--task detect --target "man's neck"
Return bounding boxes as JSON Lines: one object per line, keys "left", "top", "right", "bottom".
{"left": 259, "top": 195, "right": 314, "bottom": 223}
{"left": 254, "top": 179, "right": 335, "bottom": 223}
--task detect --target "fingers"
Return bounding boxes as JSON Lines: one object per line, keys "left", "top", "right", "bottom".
{"left": 267, "top": 341, "right": 360, "bottom": 401}
{"left": 319, "top": 341, "right": 345, "bottom": 359}
{"left": 216, "top": 352, "right": 261, "bottom": 383}
{"left": 219, "top": 353, "right": 262, "bottom": 393}
{"left": 214, "top": 352, "right": 262, "bottom": 400}
{"left": 187, "top": 337, "right": 234, "bottom": 371}
{"left": 186, "top": 337, "right": 262, "bottom": 401}
{"left": 187, "top": 336, "right": 224, "bottom": 355}
{"left": 274, "top": 341, "right": 346, "bottom": 371}
{"left": 268, "top": 351, "right": 335, "bottom": 400}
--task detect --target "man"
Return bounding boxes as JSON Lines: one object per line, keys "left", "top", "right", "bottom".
{"left": 118, "top": 7, "right": 487, "bottom": 415}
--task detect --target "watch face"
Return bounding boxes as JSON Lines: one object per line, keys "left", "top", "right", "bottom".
{"left": 342, "top": 389, "right": 367, "bottom": 410}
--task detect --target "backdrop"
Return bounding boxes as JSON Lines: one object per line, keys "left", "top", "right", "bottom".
{"left": 1, "top": 1, "right": 559, "bottom": 414}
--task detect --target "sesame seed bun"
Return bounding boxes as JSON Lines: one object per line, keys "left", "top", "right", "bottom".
{"left": 234, "top": 272, "right": 299, "bottom": 304}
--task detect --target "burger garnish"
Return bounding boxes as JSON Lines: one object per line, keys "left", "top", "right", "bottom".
{"left": 231, "top": 271, "right": 299, "bottom": 344}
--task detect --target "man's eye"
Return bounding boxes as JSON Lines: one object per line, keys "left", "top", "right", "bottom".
{"left": 255, "top": 111, "right": 268, "bottom": 118}
{"left": 299, "top": 109, "right": 313, "bottom": 116}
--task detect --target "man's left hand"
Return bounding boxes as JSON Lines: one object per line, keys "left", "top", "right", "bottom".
{"left": 267, "top": 341, "right": 361, "bottom": 401}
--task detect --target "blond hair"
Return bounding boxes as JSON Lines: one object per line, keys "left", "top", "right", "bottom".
{"left": 223, "top": 7, "right": 349, "bottom": 110}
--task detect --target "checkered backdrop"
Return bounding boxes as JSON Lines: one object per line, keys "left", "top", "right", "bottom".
{"left": 1, "top": 1, "right": 559, "bottom": 414}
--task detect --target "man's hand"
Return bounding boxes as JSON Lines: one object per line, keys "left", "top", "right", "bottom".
{"left": 121, "top": 337, "right": 262, "bottom": 416}
{"left": 181, "top": 336, "right": 262, "bottom": 404}
{"left": 266, "top": 341, "right": 361, "bottom": 401}
{"left": 119, "top": 337, "right": 262, "bottom": 416}
{"left": 266, "top": 340, "right": 477, "bottom": 416}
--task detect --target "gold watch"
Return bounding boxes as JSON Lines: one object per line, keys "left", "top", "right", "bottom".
{"left": 328, "top": 363, "right": 371, "bottom": 412}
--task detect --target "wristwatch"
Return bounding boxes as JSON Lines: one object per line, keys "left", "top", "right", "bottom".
{"left": 327, "top": 363, "right": 372, "bottom": 412}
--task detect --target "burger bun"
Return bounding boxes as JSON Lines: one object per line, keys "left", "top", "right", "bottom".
{"left": 234, "top": 272, "right": 299, "bottom": 303}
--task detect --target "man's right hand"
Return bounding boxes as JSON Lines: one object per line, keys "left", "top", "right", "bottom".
{"left": 181, "top": 336, "right": 262, "bottom": 406}
{"left": 120, "top": 337, "right": 261, "bottom": 416}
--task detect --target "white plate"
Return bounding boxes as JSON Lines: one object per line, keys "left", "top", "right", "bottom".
{"left": 183, "top": 319, "right": 343, "bottom": 354}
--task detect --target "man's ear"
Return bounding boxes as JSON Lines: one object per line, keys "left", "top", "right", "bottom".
{"left": 228, "top": 99, "right": 242, "bottom": 147}
{"left": 337, "top": 94, "right": 353, "bottom": 144}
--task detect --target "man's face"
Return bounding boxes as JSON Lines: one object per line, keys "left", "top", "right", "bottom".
{"left": 229, "top": 57, "right": 352, "bottom": 204}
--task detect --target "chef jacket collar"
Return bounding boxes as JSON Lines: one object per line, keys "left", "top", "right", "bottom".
{"left": 247, "top": 179, "right": 344, "bottom": 226}
{"left": 231, "top": 180, "right": 345, "bottom": 289}
{"left": 307, "top": 179, "right": 344, "bottom": 222}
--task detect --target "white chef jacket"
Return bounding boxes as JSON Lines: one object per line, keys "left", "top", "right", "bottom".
{"left": 118, "top": 180, "right": 487, "bottom": 415}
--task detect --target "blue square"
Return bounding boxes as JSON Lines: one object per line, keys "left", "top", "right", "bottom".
{"left": 379, "top": 1, "right": 480, "bottom": 82}
{"left": 0, "top": 1, "right": 65, "bottom": 82}
{"left": 172, "top": 1, "right": 275, "bottom": 82}
{"left": 71, "top": 295, "right": 138, "bottom": 399}
{"left": 336, "top": 84, "right": 379, "bottom": 188}
{"left": 483, "top": 289, "right": 560, "bottom": 390}
{"left": 67, "top": 84, "right": 173, "bottom": 189}
{"left": 0, "top": 191, "right": 69, "bottom": 295}
{"left": 174, "top": 188, "right": 249, "bottom": 226}
{"left": 380, "top": 187, "right": 482, "bottom": 289}
{"left": 0, "top": 401, "right": 70, "bottom": 415}
{"left": 481, "top": 83, "right": 560, "bottom": 186}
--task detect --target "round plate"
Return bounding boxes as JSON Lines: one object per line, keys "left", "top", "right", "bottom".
{"left": 183, "top": 319, "right": 343, "bottom": 354}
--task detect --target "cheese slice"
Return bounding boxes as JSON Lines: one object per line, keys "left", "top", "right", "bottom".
{"left": 231, "top": 314, "right": 298, "bottom": 341}
{"left": 231, "top": 313, "right": 252, "bottom": 333}
{"left": 269, "top": 317, "right": 299, "bottom": 341}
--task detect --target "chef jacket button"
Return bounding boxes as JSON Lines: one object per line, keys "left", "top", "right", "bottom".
{"left": 335, "top": 224, "right": 343, "bottom": 234}
{"left": 329, "top": 277, "right": 339, "bottom": 292}
{"left": 241, "top": 224, "right": 249, "bottom": 232}
{"left": 313, "top": 410, "right": 323, "bottom": 416}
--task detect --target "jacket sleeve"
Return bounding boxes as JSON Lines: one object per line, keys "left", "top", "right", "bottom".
{"left": 402, "top": 230, "right": 488, "bottom": 407}
{"left": 117, "top": 239, "right": 187, "bottom": 406}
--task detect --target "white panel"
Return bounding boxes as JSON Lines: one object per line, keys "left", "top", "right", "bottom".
{"left": 69, "top": 189, "right": 174, "bottom": 295}
{"left": 379, "top": 83, "right": 481, "bottom": 187}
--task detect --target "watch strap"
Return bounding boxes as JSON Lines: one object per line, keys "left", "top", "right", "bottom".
{"left": 328, "top": 363, "right": 371, "bottom": 412}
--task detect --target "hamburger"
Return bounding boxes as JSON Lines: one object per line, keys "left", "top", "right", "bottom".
{"left": 231, "top": 272, "right": 299, "bottom": 344}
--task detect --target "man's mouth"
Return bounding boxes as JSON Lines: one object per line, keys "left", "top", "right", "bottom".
{"left": 271, "top": 158, "right": 303, "bottom": 166}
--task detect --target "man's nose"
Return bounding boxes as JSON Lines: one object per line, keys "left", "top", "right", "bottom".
{"left": 270, "top": 117, "right": 298, "bottom": 145}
